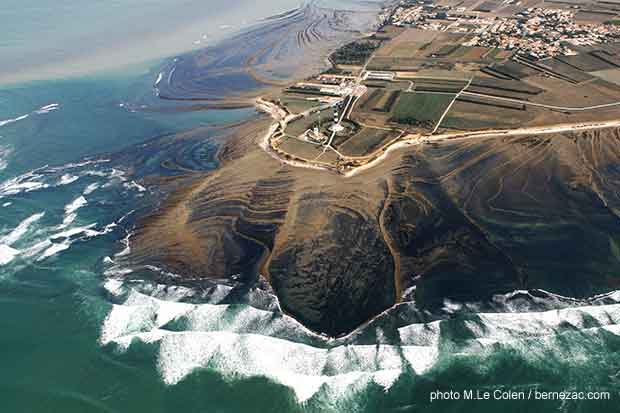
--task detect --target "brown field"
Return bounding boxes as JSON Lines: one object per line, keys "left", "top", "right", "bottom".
{"left": 492, "top": 49, "right": 514, "bottom": 60}
{"left": 555, "top": 53, "right": 616, "bottom": 72}
{"left": 367, "top": 57, "right": 424, "bottom": 71}
{"left": 277, "top": 136, "right": 325, "bottom": 160}
{"left": 575, "top": 10, "right": 618, "bottom": 24}
{"left": 525, "top": 75, "right": 620, "bottom": 107}
{"left": 450, "top": 46, "right": 492, "bottom": 61}
{"left": 591, "top": 68, "right": 620, "bottom": 86}
{"left": 442, "top": 100, "right": 536, "bottom": 131}
{"left": 373, "top": 28, "right": 442, "bottom": 57}
{"left": 350, "top": 110, "right": 392, "bottom": 128}
{"left": 410, "top": 69, "right": 472, "bottom": 80}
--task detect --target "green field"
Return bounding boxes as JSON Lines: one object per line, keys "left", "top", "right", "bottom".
{"left": 390, "top": 92, "right": 455, "bottom": 129}
{"left": 284, "top": 108, "right": 335, "bottom": 137}
{"left": 338, "top": 127, "right": 396, "bottom": 157}
{"left": 280, "top": 96, "right": 323, "bottom": 114}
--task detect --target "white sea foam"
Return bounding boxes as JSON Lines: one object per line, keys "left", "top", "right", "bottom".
{"left": 0, "top": 103, "right": 59, "bottom": 129}
{"left": 0, "top": 144, "right": 12, "bottom": 171}
{"left": 0, "top": 165, "right": 53, "bottom": 198}
{"left": 21, "top": 239, "right": 53, "bottom": 259}
{"left": 57, "top": 174, "right": 79, "bottom": 186}
{"left": 2, "top": 202, "right": 11, "bottom": 207}
{"left": 154, "top": 331, "right": 426, "bottom": 402}
{"left": 58, "top": 195, "right": 87, "bottom": 227}
{"left": 0, "top": 177, "right": 48, "bottom": 197}
{"left": 103, "top": 278, "right": 125, "bottom": 297}
{"left": 0, "top": 212, "right": 45, "bottom": 246}
{"left": 100, "top": 284, "right": 439, "bottom": 402}
{"left": 100, "top": 168, "right": 127, "bottom": 188}
{"left": 462, "top": 304, "right": 620, "bottom": 345}
{"left": 35, "top": 103, "right": 60, "bottom": 114}
{"left": 114, "top": 232, "right": 132, "bottom": 258}
{"left": 65, "top": 195, "right": 87, "bottom": 215}
{"left": 48, "top": 159, "right": 110, "bottom": 172}
{"left": 26, "top": 225, "right": 103, "bottom": 261}
{"left": 124, "top": 180, "right": 146, "bottom": 192}
{"left": 37, "top": 241, "right": 71, "bottom": 260}
{"left": 0, "top": 114, "right": 29, "bottom": 127}
{"left": 99, "top": 280, "right": 620, "bottom": 404}
{"left": 0, "top": 245, "right": 20, "bottom": 265}
{"left": 53, "top": 224, "right": 100, "bottom": 239}
{"left": 83, "top": 183, "right": 100, "bottom": 195}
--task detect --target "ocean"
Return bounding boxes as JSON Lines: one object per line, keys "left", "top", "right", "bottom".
{"left": 1, "top": 1, "right": 619, "bottom": 412}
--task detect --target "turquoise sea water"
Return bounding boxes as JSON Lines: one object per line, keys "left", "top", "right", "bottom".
{"left": 0, "top": 69, "right": 255, "bottom": 411}
{"left": 2, "top": 1, "right": 620, "bottom": 412}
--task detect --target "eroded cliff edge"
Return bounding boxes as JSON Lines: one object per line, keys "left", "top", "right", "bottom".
{"left": 128, "top": 119, "right": 620, "bottom": 336}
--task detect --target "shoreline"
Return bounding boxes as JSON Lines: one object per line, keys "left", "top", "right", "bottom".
{"left": 256, "top": 96, "right": 620, "bottom": 177}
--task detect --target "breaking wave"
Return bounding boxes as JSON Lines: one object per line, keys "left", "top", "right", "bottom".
{"left": 0, "top": 158, "right": 144, "bottom": 269}
{"left": 0, "top": 103, "right": 60, "bottom": 128}
{"left": 0, "top": 114, "right": 29, "bottom": 128}
{"left": 99, "top": 273, "right": 620, "bottom": 407}
{"left": 0, "top": 144, "right": 12, "bottom": 171}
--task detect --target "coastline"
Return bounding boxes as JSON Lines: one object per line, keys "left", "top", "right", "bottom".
{"left": 127, "top": 0, "right": 620, "bottom": 339}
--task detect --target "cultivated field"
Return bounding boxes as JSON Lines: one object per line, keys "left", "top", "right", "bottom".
{"left": 390, "top": 92, "right": 455, "bottom": 130}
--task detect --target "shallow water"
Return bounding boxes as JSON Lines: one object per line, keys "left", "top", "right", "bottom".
{"left": 0, "top": 0, "right": 304, "bottom": 85}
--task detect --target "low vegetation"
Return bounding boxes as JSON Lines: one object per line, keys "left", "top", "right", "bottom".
{"left": 330, "top": 40, "right": 381, "bottom": 66}
{"left": 390, "top": 92, "right": 454, "bottom": 129}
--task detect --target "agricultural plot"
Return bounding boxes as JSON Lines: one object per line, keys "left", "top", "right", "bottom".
{"left": 413, "top": 69, "right": 472, "bottom": 80}
{"left": 591, "top": 50, "right": 620, "bottom": 67}
{"left": 484, "top": 61, "right": 538, "bottom": 80}
{"left": 575, "top": 10, "right": 618, "bottom": 24}
{"left": 467, "top": 76, "right": 543, "bottom": 100}
{"left": 446, "top": 46, "right": 492, "bottom": 61}
{"left": 456, "top": 95, "right": 526, "bottom": 110}
{"left": 520, "top": 76, "right": 620, "bottom": 107}
{"left": 366, "top": 57, "right": 423, "bottom": 71}
{"left": 474, "top": 0, "right": 500, "bottom": 12}
{"left": 280, "top": 97, "right": 323, "bottom": 114}
{"left": 357, "top": 88, "right": 383, "bottom": 110}
{"left": 338, "top": 127, "right": 398, "bottom": 157}
{"left": 432, "top": 44, "right": 460, "bottom": 58}
{"left": 591, "top": 68, "right": 620, "bottom": 86}
{"left": 390, "top": 92, "right": 455, "bottom": 129}
{"left": 277, "top": 136, "right": 323, "bottom": 160}
{"left": 373, "top": 28, "right": 442, "bottom": 58}
{"left": 554, "top": 52, "right": 617, "bottom": 72}
{"left": 488, "top": 49, "right": 514, "bottom": 60}
{"left": 470, "top": 77, "right": 542, "bottom": 94}
{"left": 537, "top": 58, "right": 596, "bottom": 84}
{"left": 601, "top": 43, "right": 620, "bottom": 54}
{"left": 414, "top": 79, "right": 468, "bottom": 93}
{"left": 373, "top": 90, "right": 401, "bottom": 112}
{"left": 442, "top": 100, "right": 536, "bottom": 130}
